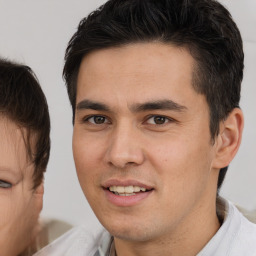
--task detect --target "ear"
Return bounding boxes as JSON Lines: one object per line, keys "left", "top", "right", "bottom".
{"left": 34, "top": 181, "right": 45, "bottom": 212}
{"left": 34, "top": 181, "right": 44, "bottom": 196}
{"left": 212, "top": 108, "right": 244, "bottom": 169}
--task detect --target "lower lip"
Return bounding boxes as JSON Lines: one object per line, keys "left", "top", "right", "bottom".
{"left": 104, "top": 189, "right": 153, "bottom": 207}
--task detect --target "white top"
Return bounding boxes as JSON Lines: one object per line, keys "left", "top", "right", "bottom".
{"left": 34, "top": 200, "right": 256, "bottom": 256}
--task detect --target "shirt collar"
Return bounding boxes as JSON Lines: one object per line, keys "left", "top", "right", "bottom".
{"left": 96, "top": 197, "right": 229, "bottom": 256}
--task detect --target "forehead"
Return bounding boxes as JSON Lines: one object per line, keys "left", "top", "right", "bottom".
{"left": 76, "top": 42, "right": 198, "bottom": 108}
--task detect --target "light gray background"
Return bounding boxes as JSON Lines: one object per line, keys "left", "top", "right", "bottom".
{"left": 0, "top": 0, "right": 255, "bottom": 229}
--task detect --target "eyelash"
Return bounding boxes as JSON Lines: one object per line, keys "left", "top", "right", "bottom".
{"left": 82, "top": 114, "right": 174, "bottom": 126}
{"left": 0, "top": 180, "right": 12, "bottom": 189}
{"left": 82, "top": 115, "right": 110, "bottom": 125}
{"left": 145, "top": 115, "right": 174, "bottom": 125}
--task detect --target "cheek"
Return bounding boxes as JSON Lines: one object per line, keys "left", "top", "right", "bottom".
{"left": 0, "top": 197, "right": 16, "bottom": 228}
{"left": 73, "top": 133, "right": 106, "bottom": 179}
{"left": 73, "top": 142, "right": 95, "bottom": 181}
{"left": 147, "top": 139, "right": 193, "bottom": 172}
{"left": 148, "top": 137, "right": 214, "bottom": 189}
{"left": 73, "top": 131, "right": 105, "bottom": 163}
{"left": 0, "top": 190, "right": 38, "bottom": 234}
{"left": 73, "top": 141, "right": 99, "bottom": 196}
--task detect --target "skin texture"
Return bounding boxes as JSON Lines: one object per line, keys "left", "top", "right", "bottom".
{"left": 0, "top": 116, "right": 43, "bottom": 256}
{"left": 73, "top": 43, "right": 243, "bottom": 256}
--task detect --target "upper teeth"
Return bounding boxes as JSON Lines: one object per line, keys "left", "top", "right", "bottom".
{"left": 109, "top": 185, "right": 146, "bottom": 194}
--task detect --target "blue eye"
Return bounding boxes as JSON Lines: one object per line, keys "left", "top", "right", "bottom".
{"left": 0, "top": 180, "right": 12, "bottom": 188}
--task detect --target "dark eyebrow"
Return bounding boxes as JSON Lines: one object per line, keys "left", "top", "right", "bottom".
{"left": 76, "top": 99, "right": 110, "bottom": 112}
{"left": 76, "top": 99, "right": 187, "bottom": 113}
{"left": 131, "top": 100, "right": 187, "bottom": 112}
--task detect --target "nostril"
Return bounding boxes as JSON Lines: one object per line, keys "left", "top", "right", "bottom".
{"left": 107, "top": 158, "right": 137, "bottom": 169}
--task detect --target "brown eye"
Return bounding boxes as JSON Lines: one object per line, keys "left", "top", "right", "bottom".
{"left": 93, "top": 116, "right": 106, "bottom": 124}
{"left": 0, "top": 180, "right": 12, "bottom": 188}
{"left": 153, "top": 116, "right": 166, "bottom": 124}
{"left": 147, "top": 115, "right": 169, "bottom": 125}
{"left": 85, "top": 115, "right": 108, "bottom": 124}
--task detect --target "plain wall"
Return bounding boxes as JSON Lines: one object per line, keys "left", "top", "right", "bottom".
{"left": 0, "top": 0, "right": 255, "bottom": 229}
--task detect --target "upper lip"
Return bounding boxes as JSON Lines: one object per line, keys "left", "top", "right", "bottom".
{"left": 102, "top": 179, "right": 154, "bottom": 190}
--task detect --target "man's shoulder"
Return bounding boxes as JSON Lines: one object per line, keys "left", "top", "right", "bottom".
{"left": 199, "top": 199, "right": 256, "bottom": 256}
{"left": 230, "top": 207, "right": 256, "bottom": 255}
{"left": 220, "top": 201, "right": 256, "bottom": 255}
{"left": 34, "top": 226, "right": 107, "bottom": 256}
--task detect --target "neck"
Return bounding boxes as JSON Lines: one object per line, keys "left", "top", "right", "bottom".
{"left": 114, "top": 196, "right": 221, "bottom": 256}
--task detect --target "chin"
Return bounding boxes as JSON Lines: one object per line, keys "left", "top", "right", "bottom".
{"left": 104, "top": 221, "right": 156, "bottom": 242}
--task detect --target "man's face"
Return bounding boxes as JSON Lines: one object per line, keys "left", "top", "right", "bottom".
{"left": 0, "top": 117, "right": 43, "bottom": 256}
{"left": 73, "top": 43, "right": 220, "bottom": 242}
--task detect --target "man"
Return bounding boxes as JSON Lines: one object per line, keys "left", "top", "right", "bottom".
{"left": 36, "top": 0, "right": 256, "bottom": 255}
{"left": 0, "top": 58, "right": 50, "bottom": 255}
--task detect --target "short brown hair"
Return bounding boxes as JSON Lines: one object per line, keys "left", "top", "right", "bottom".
{"left": 0, "top": 58, "right": 50, "bottom": 188}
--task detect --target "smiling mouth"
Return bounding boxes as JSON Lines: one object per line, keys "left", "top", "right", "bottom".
{"left": 108, "top": 185, "right": 151, "bottom": 196}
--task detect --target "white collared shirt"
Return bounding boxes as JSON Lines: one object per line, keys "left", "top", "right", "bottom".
{"left": 34, "top": 199, "right": 256, "bottom": 256}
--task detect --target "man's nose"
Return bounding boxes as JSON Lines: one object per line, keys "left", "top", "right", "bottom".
{"left": 104, "top": 124, "right": 145, "bottom": 169}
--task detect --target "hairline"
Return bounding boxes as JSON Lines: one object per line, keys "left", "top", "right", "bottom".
{"left": 70, "top": 41, "right": 216, "bottom": 139}
{"left": 0, "top": 113, "right": 40, "bottom": 189}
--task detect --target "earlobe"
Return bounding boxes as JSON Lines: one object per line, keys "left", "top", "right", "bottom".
{"left": 35, "top": 181, "right": 44, "bottom": 196}
{"left": 212, "top": 108, "right": 244, "bottom": 169}
{"left": 34, "top": 181, "right": 45, "bottom": 212}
